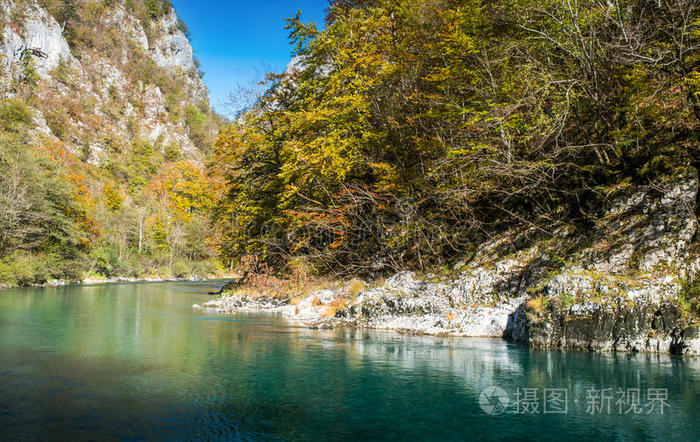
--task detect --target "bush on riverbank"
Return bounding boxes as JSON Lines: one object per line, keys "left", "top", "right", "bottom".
{"left": 220, "top": 256, "right": 335, "bottom": 300}
{"left": 0, "top": 251, "right": 227, "bottom": 288}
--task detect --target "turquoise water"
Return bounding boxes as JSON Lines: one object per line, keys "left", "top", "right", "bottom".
{"left": 0, "top": 282, "right": 698, "bottom": 441}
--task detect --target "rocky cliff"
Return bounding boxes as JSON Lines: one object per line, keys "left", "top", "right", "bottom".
{"left": 201, "top": 173, "right": 700, "bottom": 356}
{"left": 0, "top": 0, "right": 215, "bottom": 162}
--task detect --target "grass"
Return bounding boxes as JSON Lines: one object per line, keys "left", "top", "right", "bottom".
{"left": 322, "top": 298, "right": 348, "bottom": 318}
{"left": 679, "top": 278, "right": 700, "bottom": 323}
{"left": 525, "top": 296, "right": 549, "bottom": 315}
{"left": 346, "top": 279, "right": 367, "bottom": 297}
{"left": 560, "top": 292, "right": 577, "bottom": 309}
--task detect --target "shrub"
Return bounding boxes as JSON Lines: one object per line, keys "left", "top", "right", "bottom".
{"left": 176, "top": 17, "right": 191, "bottom": 41}
{"left": 145, "top": 0, "right": 169, "bottom": 17}
{"left": 0, "top": 253, "right": 50, "bottom": 286}
{"left": 679, "top": 279, "right": 700, "bottom": 320}
{"left": 346, "top": 279, "right": 367, "bottom": 297}
{"left": 45, "top": 108, "right": 69, "bottom": 140}
{"left": 50, "top": 57, "right": 76, "bottom": 85}
{"left": 0, "top": 260, "right": 15, "bottom": 286}
{"left": 185, "top": 104, "right": 208, "bottom": 147}
{"left": 525, "top": 296, "right": 549, "bottom": 315}
{"left": 90, "top": 245, "right": 118, "bottom": 278}
{"left": 171, "top": 259, "right": 190, "bottom": 278}
{"left": 193, "top": 259, "right": 223, "bottom": 277}
{"left": 0, "top": 98, "right": 33, "bottom": 131}
{"left": 323, "top": 297, "right": 348, "bottom": 318}
{"left": 164, "top": 143, "right": 182, "bottom": 162}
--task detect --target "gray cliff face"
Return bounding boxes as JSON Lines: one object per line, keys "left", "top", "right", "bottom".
{"left": 509, "top": 300, "right": 700, "bottom": 355}
{"left": 0, "top": 1, "right": 72, "bottom": 76}
{"left": 203, "top": 172, "right": 700, "bottom": 355}
{"left": 1, "top": 1, "right": 204, "bottom": 87}
{"left": 0, "top": 0, "right": 212, "bottom": 160}
{"left": 151, "top": 9, "right": 197, "bottom": 73}
{"left": 503, "top": 172, "right": 700, "bottom": 355}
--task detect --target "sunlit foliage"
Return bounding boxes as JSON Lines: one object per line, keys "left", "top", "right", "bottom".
{"left": 213, "top": 0, "right": 699, "bottom": 276}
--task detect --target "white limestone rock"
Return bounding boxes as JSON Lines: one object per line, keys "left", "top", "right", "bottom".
{"left": 1, "top": 1, "right": 73, "bottom": 78}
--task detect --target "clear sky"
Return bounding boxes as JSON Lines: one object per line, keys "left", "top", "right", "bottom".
{"left": 170, "top": 0, "right": 328, "bottom": 116}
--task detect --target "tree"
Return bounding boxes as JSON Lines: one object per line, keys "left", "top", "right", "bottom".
{"left": 212, "top": 0, "right": 699, "bottom": 276}
{"left": 103, "top": 182, "right": 124, "bottom": 212}
{"left": 20, "top": 53, "right": 41, "bottom": 87}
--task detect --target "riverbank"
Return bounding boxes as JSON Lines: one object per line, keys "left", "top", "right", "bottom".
{"left": 197, "top": 268, "right": 700, "bottom": 356}
{"left": 197, "top": 271, "right": 517, "bottom": 338}
{"left": 1, "top": 274, "right": 236, "bottom": 291}
{"left": 198, "top": 174, "right": 700, "bottom": 356}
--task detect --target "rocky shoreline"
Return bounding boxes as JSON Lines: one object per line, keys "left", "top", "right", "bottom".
{"left": 198, "top": 174, "right": 700, "bottom": 356}
{"left": 197, "top": 269, "right": 700, "bottom": 356}
{"left": 196, "top": 271, "right": 519, "bottom": 338}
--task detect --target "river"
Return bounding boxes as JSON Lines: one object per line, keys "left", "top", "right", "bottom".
{"left": 0, "top": 282, "right": 698, "bottom": 440}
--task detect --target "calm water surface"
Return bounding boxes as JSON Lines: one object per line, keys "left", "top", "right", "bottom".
{"left": 0, "top": 282, "right": 698, "bottom": 441}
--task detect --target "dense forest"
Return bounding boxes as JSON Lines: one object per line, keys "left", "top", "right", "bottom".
{"left": 0, "top": 0, "right": 221, "bottom": 286}
{"left": 212, "top": 0, "right": 699, "bottom": 277}
{"left": 1, "top": 0, "right": 698, "bottom": 287}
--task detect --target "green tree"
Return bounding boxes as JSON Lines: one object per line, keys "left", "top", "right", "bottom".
{"left": 20, "top": 53, "right": 40, "bottom": 87}
{"left": 212, "top": 0, "right": 699, "bottom": 275}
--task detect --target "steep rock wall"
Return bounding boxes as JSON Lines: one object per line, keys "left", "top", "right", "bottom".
{"left": 0, "top": 0, "right": 214, "bottom": 161}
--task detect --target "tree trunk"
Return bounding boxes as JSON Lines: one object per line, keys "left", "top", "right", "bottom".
{"left": 138, "top": 217, "right": 143, "bottom": 255}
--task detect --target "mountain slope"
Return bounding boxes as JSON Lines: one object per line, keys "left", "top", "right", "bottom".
{"left": 0, "top": 0, "right": 223, "bottom": 286}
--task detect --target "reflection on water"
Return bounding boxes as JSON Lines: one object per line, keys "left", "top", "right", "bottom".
{"left": 0, "top": 282, "right": 698, "bottom": 441}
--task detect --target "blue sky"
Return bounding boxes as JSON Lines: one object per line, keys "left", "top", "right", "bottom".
{"left": 170, "top": 0, "right": 328, "bottom": 116}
